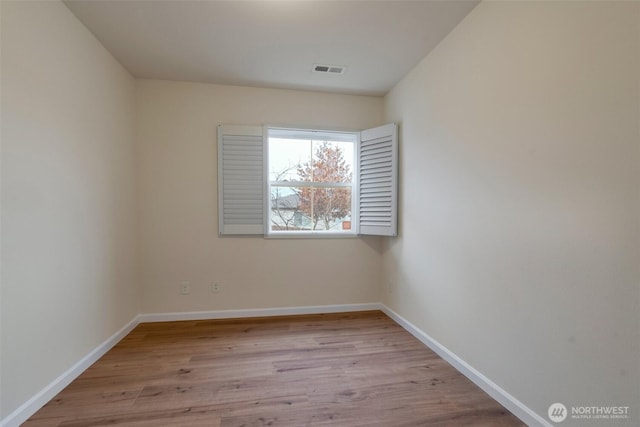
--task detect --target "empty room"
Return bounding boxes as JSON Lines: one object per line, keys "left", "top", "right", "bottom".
{"left": 1, "top": 0, "right": 638, "bottom": 426}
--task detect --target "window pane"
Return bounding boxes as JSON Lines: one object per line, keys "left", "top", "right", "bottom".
{"left": 268, "top": 132, "right": 354, "bottom": 184}
{"left": 270, "top": 186, "right": 352, "bottom": 232}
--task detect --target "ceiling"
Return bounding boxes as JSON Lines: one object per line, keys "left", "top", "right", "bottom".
{"left": 64, "top": 0, "right": 479, "bottom": 96}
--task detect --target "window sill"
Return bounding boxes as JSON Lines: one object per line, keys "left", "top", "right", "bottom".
{"left": 265, "top": 232, "right": 357, "bottom": 239}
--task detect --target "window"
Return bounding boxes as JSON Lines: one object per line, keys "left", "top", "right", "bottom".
{"left": 218, "top": 123, "right": 397, "bottom": 237}
{"left": 268, "top": 128, "right": 356, "bottom": 235}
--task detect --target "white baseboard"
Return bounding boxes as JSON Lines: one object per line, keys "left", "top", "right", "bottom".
{"left": 379, "top": 304, "right": 550, "bottom": 427}
{"left": 0, "top": 315, "right": 141, "bottom": 427}
{"left": 138, "top": 303, "right": 381, "bottom": 323}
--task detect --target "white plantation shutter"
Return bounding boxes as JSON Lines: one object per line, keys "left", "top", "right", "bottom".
{"left": 218, "top": 125, "right": 265, "bottom": 235}
{"left": 357, "top": 123, "right": 398, "bottom": 236}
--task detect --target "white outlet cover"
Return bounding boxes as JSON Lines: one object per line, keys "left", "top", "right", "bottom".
{"left": 180, "top": 281, "right": 190, "bottom": 294}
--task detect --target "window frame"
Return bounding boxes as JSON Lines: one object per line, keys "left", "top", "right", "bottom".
{"left": 265, "top": 126, "right": 358, "bottom": 238}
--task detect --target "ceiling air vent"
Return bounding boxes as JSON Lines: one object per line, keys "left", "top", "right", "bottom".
{"left": 313, "top": 64, "right": 346, "bottom": 75}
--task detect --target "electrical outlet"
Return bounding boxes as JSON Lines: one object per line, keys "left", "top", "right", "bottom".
{"left": 180, "top": 281, "right": 191, "bottom": 295}
{"left": 212, "top": 281, "right": 220, "bottom": 293}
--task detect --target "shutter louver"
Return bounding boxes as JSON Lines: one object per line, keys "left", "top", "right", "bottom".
{"left": 218, "top": 125, "right": 264, "bottom": 235}
{"left": 357, "top": 123, "right": 398, "bottom": 236}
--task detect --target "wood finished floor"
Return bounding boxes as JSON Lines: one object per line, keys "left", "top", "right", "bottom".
{"left": 25, "top": 311, "right": 524, "bottom": 426}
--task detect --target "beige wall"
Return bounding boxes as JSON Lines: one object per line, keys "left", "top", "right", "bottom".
{"left": 1, "top": 0, "right": 139, "bottom": 418}
{"left": 383, "top": 1, "right": 639, "bottom": 424}
{"left": 136, "top": 80, "right": 384, "bottom": 314}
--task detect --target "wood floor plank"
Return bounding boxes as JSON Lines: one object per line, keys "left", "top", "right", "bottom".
{"left": 24, "top": 311, "right": 524, "bottom": 426}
